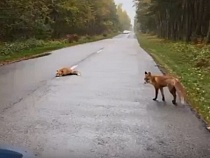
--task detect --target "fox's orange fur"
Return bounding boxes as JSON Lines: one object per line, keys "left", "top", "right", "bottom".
{"left": 144, "top": 71, "right": 186, "bottom": 105}
{"left": 55, "top": 67, "right": 80, "bottom": 77}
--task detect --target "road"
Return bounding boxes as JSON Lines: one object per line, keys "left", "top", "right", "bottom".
{"left": 0, "top": 33, "right": 210, "bottom": 158}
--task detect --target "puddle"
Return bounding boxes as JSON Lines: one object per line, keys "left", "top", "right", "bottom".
{"left": 26, "top": 52, "right": 51, "bottom": 60}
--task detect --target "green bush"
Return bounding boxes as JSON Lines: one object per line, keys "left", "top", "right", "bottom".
{"left": 0, "top": 38, "right": 62, "bottom": 56}
{"left": 171, "top": 42, "right": 210, "bottom": 68}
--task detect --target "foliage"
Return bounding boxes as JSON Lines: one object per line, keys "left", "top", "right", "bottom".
{"left": 134, "top": 0, "right": 210, "bottom": 43}
{"left": 0, "top": 38, "right": 68, "bottom": 56}
{"left": 0, "top": 0, "right": 131, "bottom": 42}
{"left": 116, "top": 3, "right": 132, "bottom": 31}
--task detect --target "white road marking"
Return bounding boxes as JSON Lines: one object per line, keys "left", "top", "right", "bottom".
{"left": 97, "top": 49, "right": 103, "bottom": 54}
{"left": 71, "top": 48, "right": 103, "bottom": 70}
{"left": 71, "top": 65, "right": 78, "bottom": 70}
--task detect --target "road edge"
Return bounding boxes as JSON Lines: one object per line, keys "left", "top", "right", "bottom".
{"left": 0, "top": 33, "right": 118, "bottom": 67}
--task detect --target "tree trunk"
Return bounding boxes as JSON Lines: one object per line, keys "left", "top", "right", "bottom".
{"left": 206, "top": 20, "right": 210, "bottom": 43}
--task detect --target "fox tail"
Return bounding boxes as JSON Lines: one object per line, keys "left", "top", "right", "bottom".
{"left": 173, "top": 79, "right": 186, "bottom": 105}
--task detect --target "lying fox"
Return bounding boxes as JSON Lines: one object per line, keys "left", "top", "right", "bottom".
{"left": 55, "top": 67, "right": 81, "bottom": 77}
{"left": 144, "top": 71, "right": 186, "bottom": 105}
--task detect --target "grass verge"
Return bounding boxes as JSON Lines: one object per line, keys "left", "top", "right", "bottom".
{"left": 137, "top": 32, "right": 210, "bottom": 126}
{"left": 0, "top": 33, "right": 117, "bottom": 65}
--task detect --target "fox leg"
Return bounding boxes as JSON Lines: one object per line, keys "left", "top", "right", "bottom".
{"left": 169, "top": 86, "right": 177, "bottom": 105}
{"left": 160, "top": 87, "right": 165, "bottom": 101}
{"left": 153, "top": 88, "right": 159, "bottom": 101}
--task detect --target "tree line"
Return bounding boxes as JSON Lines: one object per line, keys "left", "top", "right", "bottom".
{"left": 134, "top": 0, "right": 210, "bottom": 43}
{"left": 0, "top": 0, "right": 131, "bottom": 42}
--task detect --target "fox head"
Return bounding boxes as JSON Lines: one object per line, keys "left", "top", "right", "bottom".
{"left": 144, "top": 71, "right": 152, "bottom": 84}
{"left": 55, "top": 69, "right": 63, "bottom": 77}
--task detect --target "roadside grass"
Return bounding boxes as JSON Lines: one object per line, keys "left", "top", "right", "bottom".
{"left": 137, "top": 33, "right": 210, "bottom": 125}
{"left": 0, "top": 33, "right": 117, "bottom": 65}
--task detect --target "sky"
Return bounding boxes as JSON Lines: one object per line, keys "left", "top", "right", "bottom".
{"left": 114, "top": 0, "right": 136, "bottom": 26}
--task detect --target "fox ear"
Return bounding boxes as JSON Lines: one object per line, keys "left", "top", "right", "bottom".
{"left": 145, "top": 71, "right": 147, "bottom": 74}
{"left": 148, "top": 72, "right": 151, "bottom": 75}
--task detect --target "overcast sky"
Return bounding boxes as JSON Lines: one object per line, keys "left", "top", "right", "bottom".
{"left": 114, "top": 0, "right": 136, "bottom": 25}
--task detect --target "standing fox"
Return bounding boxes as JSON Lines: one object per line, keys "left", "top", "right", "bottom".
{"left": 144, "top": 71, "right": 186, "bottom": 105}
{"left": 55, "top": 67, "right": 81, "bottom": 77}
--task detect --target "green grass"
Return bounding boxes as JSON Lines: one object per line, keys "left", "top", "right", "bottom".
{"left": 0, "top": 44, "right": 65, "bottom": 62}
{"left": 137, "top": 33, "right": 210, "bottom": 125}
{"left": 0, "top": 33, "right": 117, "bottom": 64}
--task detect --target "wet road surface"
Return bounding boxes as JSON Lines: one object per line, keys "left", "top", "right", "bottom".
{"left": 0, "top": 33, "right": 210, "bottom": 158}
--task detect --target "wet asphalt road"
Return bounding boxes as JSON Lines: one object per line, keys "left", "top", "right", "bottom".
{"left": 0, "top": 33, "right": 210, "bottom": 158}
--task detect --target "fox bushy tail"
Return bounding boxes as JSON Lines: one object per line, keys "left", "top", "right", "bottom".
{"left": 174, "top": 80, "right": 186, "bottom": 105}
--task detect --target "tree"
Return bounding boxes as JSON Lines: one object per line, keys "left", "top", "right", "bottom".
{"left": 0, "top": 0, "right": 131, "bottom": 42}
{"left": 117, "top": 3, "right": 131, "bottom": 31}
{"left": 134, "top": 0, "right": 210, "bottom": 43}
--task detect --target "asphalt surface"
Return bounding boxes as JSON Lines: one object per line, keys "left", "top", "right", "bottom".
{"left": 0, "top": 33, "right": 210, "bottom": 158}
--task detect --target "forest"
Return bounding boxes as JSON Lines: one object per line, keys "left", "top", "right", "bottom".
{"left": 0, "top": 0, "right": 131, "bottom": 42}
{"left": 135, "top": 0, "right": 210, "bottom": 43}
